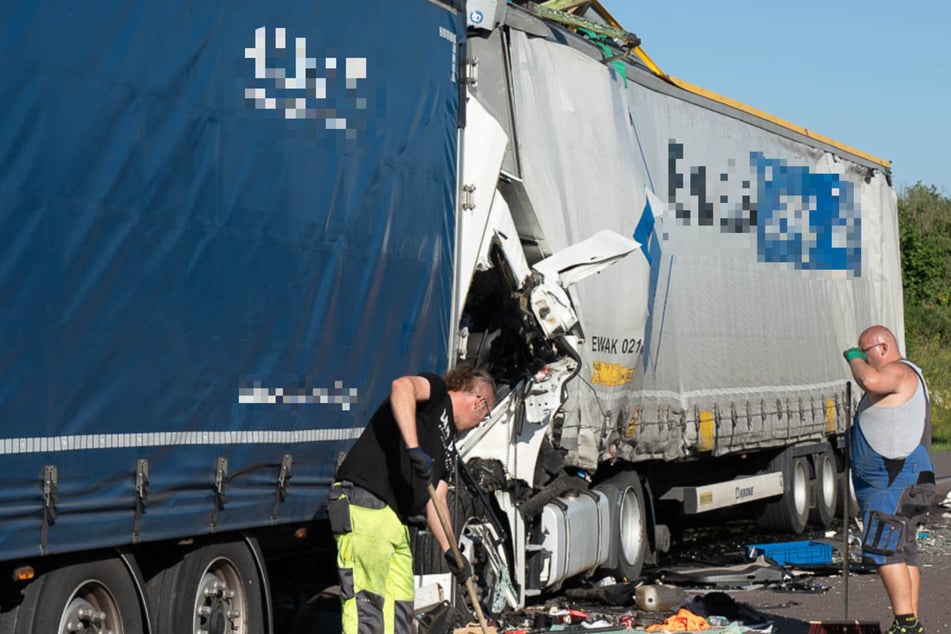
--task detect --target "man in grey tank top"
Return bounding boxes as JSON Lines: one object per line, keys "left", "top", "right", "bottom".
{"left": 845, "top": 325, "right": 935, "bottom": 634}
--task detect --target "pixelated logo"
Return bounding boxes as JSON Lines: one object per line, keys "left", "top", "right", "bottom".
{"left": 469, "top": 10, "right": 484, "bottom": 24}
{"left": 244, "top": 27, "right": 368, "bottom": 138}
{"left": 752, "top": 153, "right": 859, "bottom": 275}
{"left": 668, "top": 141, "right": 861, "bottom": 276}
{"left": 238, "top": 380, "right": 358, "bottom": 411}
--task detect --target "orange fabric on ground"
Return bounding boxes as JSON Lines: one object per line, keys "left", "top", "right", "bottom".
{"left": 645, "top": 608, "right": 711, "bottom": 632}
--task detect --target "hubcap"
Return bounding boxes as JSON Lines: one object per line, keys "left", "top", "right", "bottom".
{"left": 819, "top": 454, "right": 836, "bottom": 506}
{"left": 58, "top": 583, "right": 122, "bottom": 634}
{"left": 618, "top": 486, "right": 644, "bottom": 564}
{"left": 193, "top": 559, "right": 247, "bottom": 634}
{"left": 793, "top": 460, "right": 808, "bottom": 516}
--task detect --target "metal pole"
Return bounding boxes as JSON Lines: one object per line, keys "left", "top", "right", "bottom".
{"left": 843, "top": 381, "right": 852, "bottom": 620}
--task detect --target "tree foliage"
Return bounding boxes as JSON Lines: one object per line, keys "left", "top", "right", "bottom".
{"left": 898, "top": 182, "right": 951, "bottom": 448}
{"left": 900, "top": 183, "right": 951, "bottom": 313}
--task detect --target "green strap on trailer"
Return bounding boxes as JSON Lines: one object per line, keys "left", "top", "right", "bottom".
{"left": 577, "top": 27, "right": 628, "bottom": 86}
{"left": 532, "top": 4, "right": 637, "bottom": 87}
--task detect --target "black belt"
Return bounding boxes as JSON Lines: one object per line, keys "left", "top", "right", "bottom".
{"left": 332, "top": 480, "right": 387, "bottom": 510}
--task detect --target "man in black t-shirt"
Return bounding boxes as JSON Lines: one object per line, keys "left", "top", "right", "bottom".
{"left": 330, "top": 366, "right": 496, "bottom": 634}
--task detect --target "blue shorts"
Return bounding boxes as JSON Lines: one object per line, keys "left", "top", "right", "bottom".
{"left": 850, "top": 429, "right": 935, "bottom": 566}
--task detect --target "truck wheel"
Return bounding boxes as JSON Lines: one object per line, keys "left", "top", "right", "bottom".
{"left": 601, "top": 472, "right": 648, "bottom": 581}
{"left": 148, "top": 540, "right": 264, "bottom": 634}
{"left": 756, "top": 452, "right": 809, "bottom": 534}
{"left": 809, "top": 445, "right": 838, "bottom": 528}
{"left": 13, "top": 557, "right": 144, "bottom": 634}
{"left": 836, "top": 470, "right": 860, "bottom": 519}
{"left": 0, "top": 605, "right": 16, "bottom": 632}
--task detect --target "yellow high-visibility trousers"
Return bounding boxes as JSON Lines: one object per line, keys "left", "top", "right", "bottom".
{"left": 334, "top": 491, "right": 414, "bottom": 633}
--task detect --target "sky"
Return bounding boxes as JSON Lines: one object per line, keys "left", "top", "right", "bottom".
{"left": 600, "top": 1, "right": 950, "bottom": 194}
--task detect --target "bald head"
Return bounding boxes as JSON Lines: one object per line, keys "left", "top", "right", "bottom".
{"left": 858, "top": 325, "right": 902, "bottom": 366}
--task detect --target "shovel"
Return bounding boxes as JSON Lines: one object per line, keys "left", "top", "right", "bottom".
{"left": 427, "top": 483, "right": 492, "bottom": 634}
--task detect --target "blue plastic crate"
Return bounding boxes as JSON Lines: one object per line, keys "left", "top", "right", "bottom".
{"left": 745, "top": 540, "right": 833, "bottom": 566}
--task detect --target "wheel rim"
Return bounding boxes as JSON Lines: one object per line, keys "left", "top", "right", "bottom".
{"left": 618, "top": 486, "right": 644, "bottom": 564}
{"left": 57, "top": 581, "right": 124, "bottom": 634}
{"left": 192, "top": 557, "right": 248, "bottom": 634}
{"left": 793, "top": 459, "right": 809, "bottom": 516}
{"left": 819, "top": 454, "right": 836, "bottom": 508}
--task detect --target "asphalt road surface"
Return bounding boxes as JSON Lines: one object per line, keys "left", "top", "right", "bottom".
{"left": 737, "top": 451, "right": 951, "bottom": 633}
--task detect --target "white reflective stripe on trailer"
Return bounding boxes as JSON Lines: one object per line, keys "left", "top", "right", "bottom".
{"left": 0, "top": 427, "right": 364, "bottom": 455}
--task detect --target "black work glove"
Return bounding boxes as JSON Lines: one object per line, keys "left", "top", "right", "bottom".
{"left": 444, "top": 549, "right": 472, "bottom": 584}
{"left": 407, "top": 447, "right": 433, "bottom": 481}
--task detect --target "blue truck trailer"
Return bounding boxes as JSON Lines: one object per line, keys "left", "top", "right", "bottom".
{"left": 1, "top": 1, "right": 465, "bottom": 631}
{"left": 1, "top": 0, "right": 905, "bottom": 631}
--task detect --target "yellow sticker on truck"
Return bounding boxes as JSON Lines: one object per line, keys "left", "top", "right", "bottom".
{"left": 592, "top": 361, "right": 635, "bottom": 386}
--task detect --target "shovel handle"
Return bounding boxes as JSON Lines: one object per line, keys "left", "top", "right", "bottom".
{"left": 427, "top": 483, "right": 490, "bottom": 634}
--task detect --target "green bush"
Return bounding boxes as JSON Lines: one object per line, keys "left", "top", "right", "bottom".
{"left": 899, "top": 183, "right": 951, "bottom": 450}
{"left": 906, "top": 335, "right": 951, "bottom": 450}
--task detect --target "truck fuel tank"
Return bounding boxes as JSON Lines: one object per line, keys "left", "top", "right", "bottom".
{"left": 535, "top": 489, "right": 611, "bottom": 588}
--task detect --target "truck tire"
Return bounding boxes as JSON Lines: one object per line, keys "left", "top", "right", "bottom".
{"left": 809, "top": 445, "right": 838, "bottom": 528}
{"left": 13, "top": 557, "right": 144, "bottom": 634}
{"left": 756, "top": 451, "right": 809, "bottom": 534}
{"left": 148, "top": 540, "right": 264, "bottom": 634}
{"left": 0, "top": 606, "right": 15, "bottom": 634}
{"left": 600, "top": 472, "right": 648, "bottom": 582}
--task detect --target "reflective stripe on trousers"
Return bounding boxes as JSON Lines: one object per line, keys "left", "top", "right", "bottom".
{"left": 334, "top": 496, "right": 414, "bottom": 633}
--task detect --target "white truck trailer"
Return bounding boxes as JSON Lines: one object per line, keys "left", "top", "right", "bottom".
{"left": 438, "top": 0, "right": 902, "bottom": 612}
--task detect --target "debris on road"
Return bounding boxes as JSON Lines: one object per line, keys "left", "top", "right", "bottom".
{"left": 421, "top": 485, "right": 951, "bottom": 633}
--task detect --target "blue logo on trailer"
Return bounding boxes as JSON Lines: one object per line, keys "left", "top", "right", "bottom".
{"left": 752, "top": 153, "right": 860, "bottom": 275}
{"left": 667, "top": 141, "right": 862, "bottom": 277}
{"left": 634, "top": 195, "right": 664, "bottom": 370}
{"left": 469, "top": 10, "right": 484, "bottom": 24}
